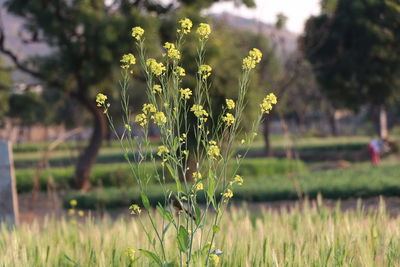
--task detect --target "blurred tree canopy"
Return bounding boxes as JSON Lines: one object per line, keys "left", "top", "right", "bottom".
{"left": 1, "top": 0, "right": 256, "bottom": 189}
{"left": 302, "top": 0, "right": 400, "bottom": 138}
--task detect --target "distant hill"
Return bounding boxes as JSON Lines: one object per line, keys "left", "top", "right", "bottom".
{"left": 212, "top": 12, "right": 298, "bottom": 57}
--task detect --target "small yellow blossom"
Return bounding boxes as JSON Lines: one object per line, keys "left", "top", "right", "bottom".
{"left": 242, "top": 48, "right": 263, "bottom": 70}
{"left": 198, "top": 64, "right": 212, "bottom": 80}
{"left": 195, "top": 182, "right": 204, "bottom": 191}
{"left": 197, "top": 23, "right": 211, "bottom": 40}
{"left": 124, "top": 124, "right": 132, "bottom": 132}
{"left": 135, "top": 113, "right": 147, "bottom": 127}
{"left": 78, "top": 210, "right": 85, "bottom": 217}
{"left": 241, "top": 139, "right": 245, "bottom": 144}
{"left": 226, "top": 99, "right": 235, "bottom": 110}
{"left": 95, "top": 93, "right": 107, "bottom": 107}
{"left": 210, "top": 254, "right": 220, "bottom": 265}
{"left": 180, "top": 133, "right": 187, "bottom": 142}
{"left": 260, "top": 93, "right": 277, "bottom": 114}
{"left": 164, "top": 42, "right": 181, "bottom": 60}
{"left": 153, "top": 84, "right": 162, "bottom": 94}
{"left": 174, "top": 66, "right": 186, "bottom": 77}
{"left": 70, "top": 199, "right": 78, "bottom": 207}
{"left": 125, "top": 248, "right": 136, "bottom": 261}
{"left": 233, "top": 175, "right": 244, "bottom": 185}
{"left": 120, "top": 53, "right": 136, "bottom": 69}
{"left": 178, "top": 18, "right": 193, "bottom": 34}
{"left": 222, "top": 189, "right": 233, "bottom": 199}
{"left": 153, "top": 111, "right": 167, "bottom": 126}
{"left": 131, "top": 26, "right": 144, "bottom": 40}
{"left": 142, "top": 103, "right": 156, "bottom": 114}
{"left": 68, "top": 209, "right": 75, "bottom": 215}
{"left": 222, "top": 113, "right": 235, "bottom": 126}
{"left": 191, "top": 104, "right": 209, "bottom": 121}
{"left": 193, "top": 171, "right": 202, "bottom": 181}
{"left": 253, "top": 132, "right": 258, "bottom": 137}
{"left": 146, "top": 58, "right": 166, "bottom": 76}
{"left": 129, "top": 204, "right": 142, "bottom": 215}
{"left": 180, "top": 88, "right": 192, "bottom": 100}
{"left": 208, "top": 141, "right": 221, "bottom": 159}
{"left": 157, "top": 145, "right": 169, "bottom": 156}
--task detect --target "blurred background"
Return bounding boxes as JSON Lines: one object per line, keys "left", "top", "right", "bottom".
{"left": 0, "top": 0, "right": 399, "bottom": 220}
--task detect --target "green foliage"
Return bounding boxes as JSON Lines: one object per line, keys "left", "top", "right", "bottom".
{"left": 15, "top": 158, "right": 306, "bottom": 193}
{"left": 303, "top": 0, "right": 400, "bottom": 110}
{"left": 0, "top": 57, "right": 12, "bottom": 119}
{"left": 64, "top": 162, "right": 400, "bottom": 209}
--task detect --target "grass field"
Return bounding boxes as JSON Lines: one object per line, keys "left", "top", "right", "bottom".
{"left": 65, "top": 160, "right": 400, "bottom": 209}
{"left": 2, "top": 201, "right": 400, "bottom": 266}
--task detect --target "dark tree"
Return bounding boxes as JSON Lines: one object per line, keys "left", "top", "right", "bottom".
{"left": 302, "top": 0, "right": 400, "bottom": 138}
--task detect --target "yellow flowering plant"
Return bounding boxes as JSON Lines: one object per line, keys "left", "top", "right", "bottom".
{"left": 96, "top": 18, "right": 277, "bottom": 267}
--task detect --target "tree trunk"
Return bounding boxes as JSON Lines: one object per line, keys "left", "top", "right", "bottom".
{"left": 328, "top": 109, "right": 338, "bottom": 136}
{"left": 74, "top": 94, "right": 107, "bottom": 191}
{"left": 262, "top": 115, "right": 273, "bottom": 157}
{"left": 378, "top": 105, "right": 388, "bottom": 139}
{"left": 278, "top": 112, "right": 292, "bottom": 160}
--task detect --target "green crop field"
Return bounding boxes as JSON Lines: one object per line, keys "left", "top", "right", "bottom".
{"left": 1, "top": 201, "right": 400, "bottom": 266}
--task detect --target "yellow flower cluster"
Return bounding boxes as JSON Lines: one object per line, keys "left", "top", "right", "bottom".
{"left": 208, "top": 140, "right": 221, "bottom": 159}
{"left": 146, "top": 58, "right": 166, "bottom": 76}
{"left": 125, "top": 248, "right": 136, "bottom": 261}
{"left": 120, "top": 53, "right": 136, "bottom": 69}
{"left": 225, "top": 99, "right": 235, "bottom": 110}
{"left": 242, "top": 48, "right": 263, "bottom": 70}
{"left": 164, "top": 42, "right": 181, "bottom": 60}
{"left": 129, "top": 204, "right": 142, "bottom": 215}
{"left": 153, "top": 84, "right": 162, "bottom": 94}
{"left": 191, "top": 104, "right": 209, "bottom": 121}
{"left": 180, "top": 88, "right": 192, "bottom": 100}
{"left": 222, "top": 188, "right": 233, "bottom": 199}
{"left": 124, "top": 124, "right": 132, "bottom": 132}
{"left": 260, "top": 93, "right": 277, "bottom": 114}
{"left": 132, "top": 26, "right": 144, "bottom": 40}
{"left": 178, "top": 18, "right": 193, "bottom": 34}
{"left": 174, "top": 66, "right": 186, "bottom": 77}
{"left": 197, "top": 23, "right": 211, "bottom": 40}
{"left": 210, "top": 254, "right": 220, "bottom": 265}
{"left": 198, "top": 64, "right": 212, "bottom": 80}
{"left": 195, "top": 182, "right": 204, "bottom": 191}
{"left": 135, "top": 113, "right": 147, "bottom": 127}
{"left": 222, "top": 113, "right": 235, "bottom": 126}
{"left": 143, "top": 103, "right": 156, "bottom": 114}
{"left": 193, "top": 171, "right": 202, "bottom": 181}
{"left": 70, "top": 199, "right": 77, "bottom": 207}
{"left": 152, "top": 111, "right": 167, "bottom": 126}
{"left": 180, "top": 133, "right": 187, "bottom": 142}
{"left": 157, "top": 145, "right": 169, "bottom": 156}
{"left": 230, "top": 175, "right": 244, "bottom": 186}
{"left": 96, "top": 93, "right": 107, "bottom": 107}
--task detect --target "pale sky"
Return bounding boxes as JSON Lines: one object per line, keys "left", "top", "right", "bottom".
{"left": 208, "top": 0, "right": 321, "bottom": 33}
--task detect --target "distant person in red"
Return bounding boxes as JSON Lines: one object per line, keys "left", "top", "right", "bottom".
{"left": 368, "top": 138, "right": 388, "bottom": 165}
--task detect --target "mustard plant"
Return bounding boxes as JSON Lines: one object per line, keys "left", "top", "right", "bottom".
{"left": 96, "top": 18, "right": 277, "bottom": 266}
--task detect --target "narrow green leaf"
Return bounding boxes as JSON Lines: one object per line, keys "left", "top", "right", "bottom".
{"left": 139, "top": 249, "right": 162, "bottom": 266}
{"left": 141, "top": 192, "right": 150, "bottom": 210}
{"left": 177, "top": 226, "right": 189, "bottom": 252}
{"left": 194, "top": 203, "right": 201, "bottom": 226}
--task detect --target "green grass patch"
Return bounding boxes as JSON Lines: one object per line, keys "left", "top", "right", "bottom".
{"left": 16, "top": 158, "right": 306, "bottom": 193}
{"left": 64, "top": 162, "right": 400, "bottom": 209}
